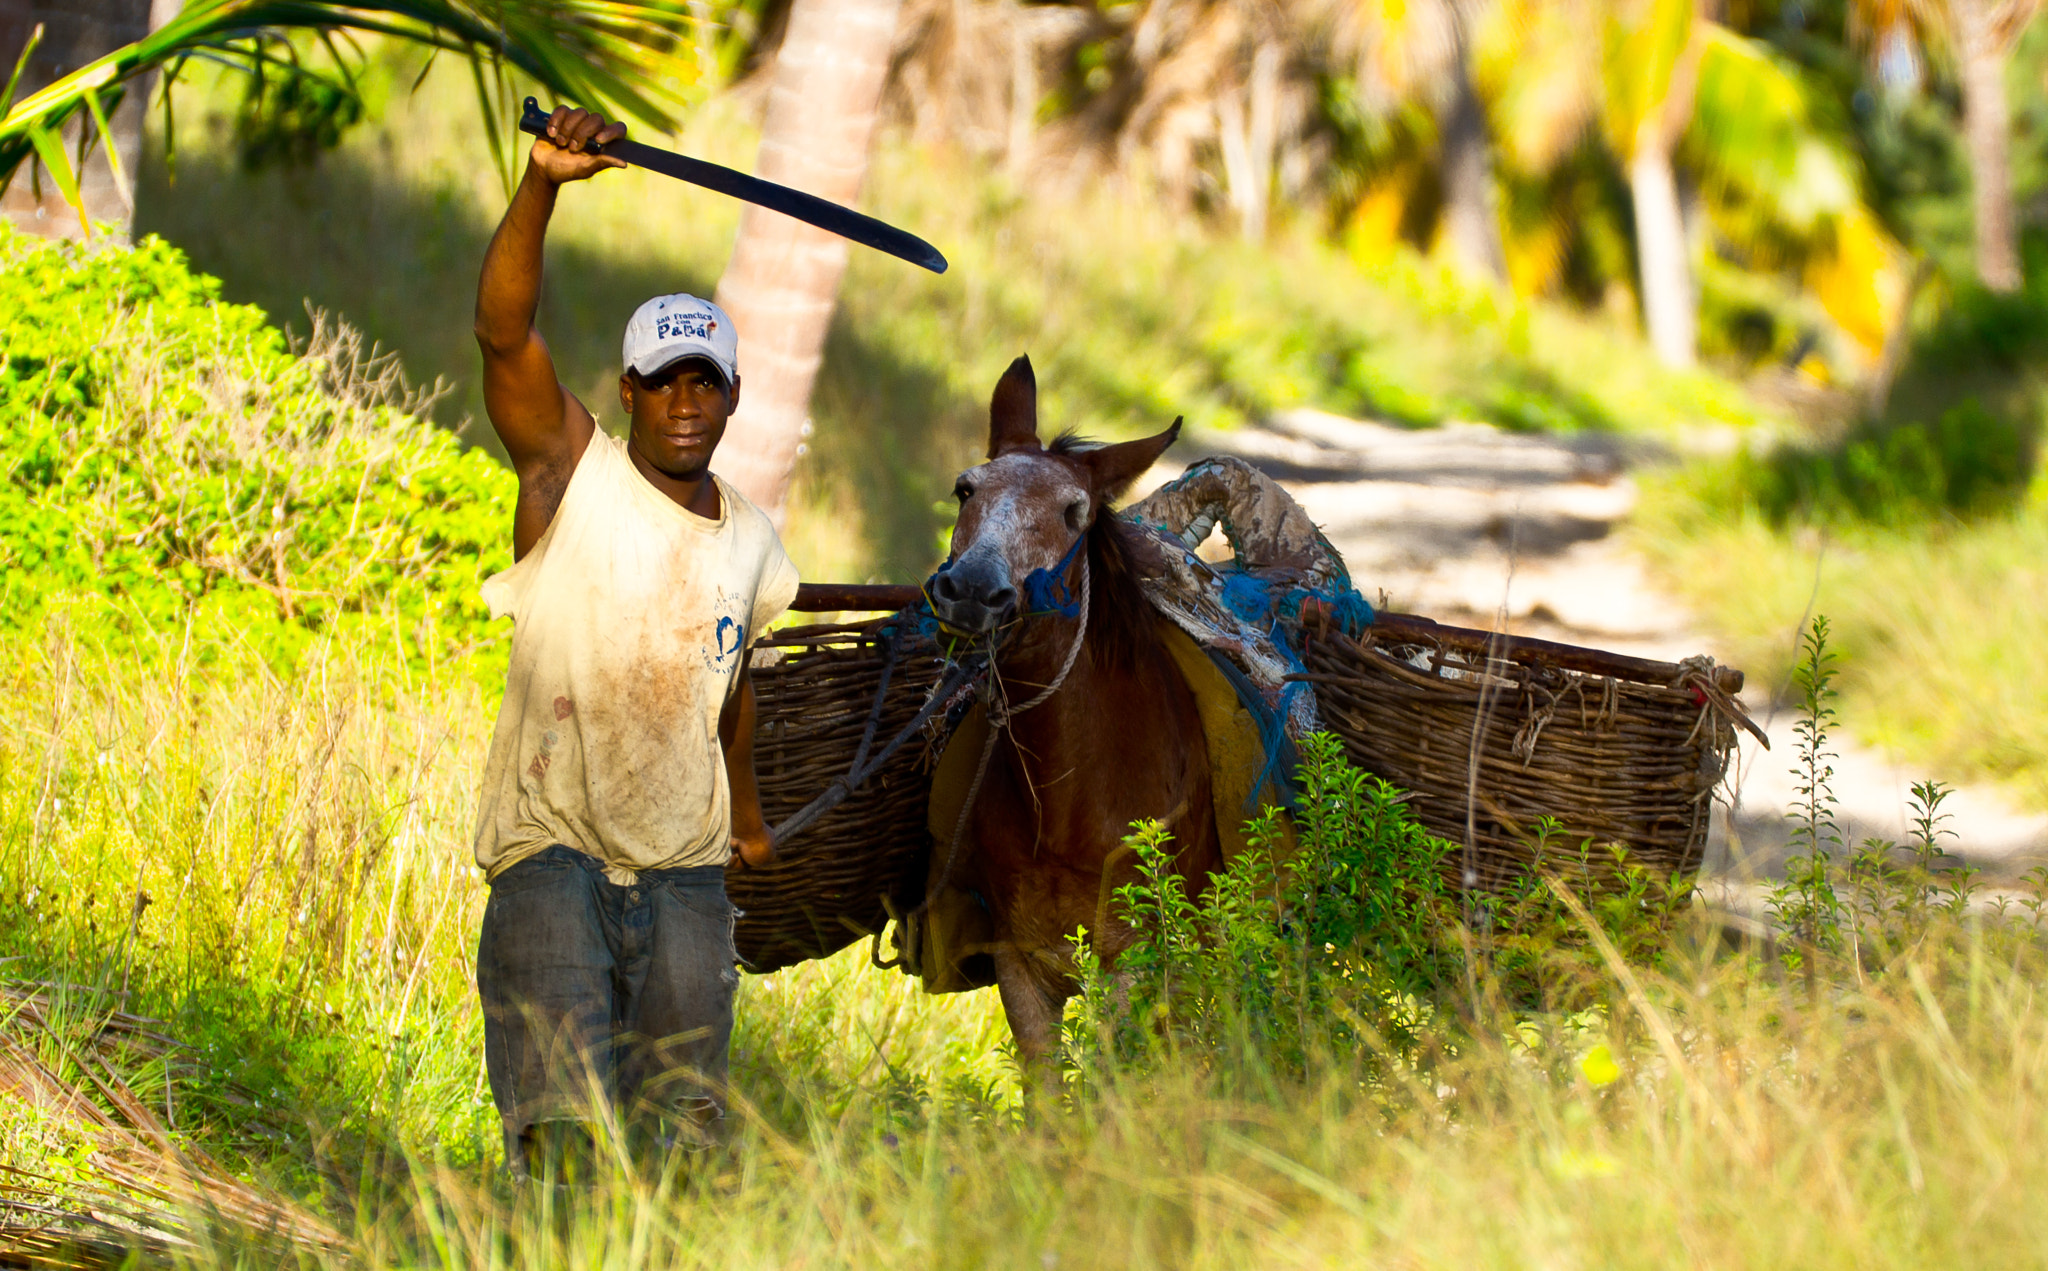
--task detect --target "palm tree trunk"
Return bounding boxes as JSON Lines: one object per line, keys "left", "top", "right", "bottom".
{"left": 1437, "top": 49, "right": 1506, "bottom": 283}
{"left": 1215, "top": 43, "right": 1279, "bottom": 242}
{"left": 712, "top": 0, "right": 904, "bottom": 523}
{"left": 1953, "top": 0, "right": 2024, "bottom": 292}
{"left": 1630, "top": 134, "right": 1696, "bottom": 368}
{"left": 1, "top": 0, "right": 168, "bottom": 240}
{"left": 1436, "top": 8, "right": 1505, "bottom": 284}
{"left": 1244, "top": 41, "right": 1278, "bottom": 242}
{"left": 1004, "top": 8, "right": 1037, "bottom": 180}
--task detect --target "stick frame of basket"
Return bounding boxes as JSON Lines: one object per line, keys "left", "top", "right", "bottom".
{"left": 1345, "top": 613, "right": 1767, "bottom": 748}
{"left": 791, "top": 584, "right": 1759, "bottom": 733}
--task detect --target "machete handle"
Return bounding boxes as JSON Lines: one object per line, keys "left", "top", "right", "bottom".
{"left": 516, "top": 97, "right": 611, "bottom": 154}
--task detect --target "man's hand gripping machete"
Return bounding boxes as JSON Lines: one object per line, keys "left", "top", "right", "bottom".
{"left": 519, "top": 98, "right": 948, "bottom": 275}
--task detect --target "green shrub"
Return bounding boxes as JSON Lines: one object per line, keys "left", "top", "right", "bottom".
{"left": 1065, "top": 734, "right": 1466, "bottom": 1085}
{"left": 0, "top": 223, "right": 515, "bottom": 672}
{"left": 1913, "top": 245, "right": 2048, "bottom": 371}
{"left": 1472, "top": 829, "right": 1700, "bottom": 1014}
{"left": 1063, "top": 735, "right": 1714, "bottom": 1089}
{"left": 1726, "top": 398, "right": 2035, "bottom": 526}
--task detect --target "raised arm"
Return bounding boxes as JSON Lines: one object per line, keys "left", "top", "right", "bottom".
{"left": 474, "top": 107, "right": 627, "bottom": 559}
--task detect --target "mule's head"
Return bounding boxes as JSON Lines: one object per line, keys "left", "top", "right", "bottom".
{"left": 928, "top": 356, "right": 1180, "bottom": 636}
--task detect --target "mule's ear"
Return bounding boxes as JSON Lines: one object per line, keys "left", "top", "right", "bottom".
{"left": 988, "top": 355, "right": 1041, "bottom": 458}
{"left": 1082, "top": 417, "right": 1181, "bottom": 504}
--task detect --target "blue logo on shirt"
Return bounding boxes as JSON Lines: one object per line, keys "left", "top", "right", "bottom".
{"left": 704, "top": 587, "right": 748, "bottom": 674}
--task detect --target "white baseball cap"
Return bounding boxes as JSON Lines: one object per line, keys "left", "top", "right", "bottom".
{"left": 622, "top": 293, "right": 738, "bottom": 387}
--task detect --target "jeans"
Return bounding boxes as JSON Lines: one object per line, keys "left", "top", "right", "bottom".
{"left": 476, "top": 845, "right": 739, "bottom": 1168}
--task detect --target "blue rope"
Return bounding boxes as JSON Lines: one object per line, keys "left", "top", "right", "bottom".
{"left": 1218, "top": 571, "right": 1273, "bottom": 625}
{"left": 1020, "top": 532, "right": 1088, "bottom": 619}
{"left": 1184, "top": 552, "right": 1377, "bottom": 809}
{"left": 1200, "top": 646, "right": 1302, "bottom": 812}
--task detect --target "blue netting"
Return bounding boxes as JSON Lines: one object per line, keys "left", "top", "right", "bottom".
{"left": 1219, "top": 571, "right": 1274, "bottom": 625}
{"left": 1200, "top": 560, "right": 1374, "bottom": 807}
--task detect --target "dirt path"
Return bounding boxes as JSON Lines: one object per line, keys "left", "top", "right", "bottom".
{"left": 1152, "top": 410, "right": 2048, "bottom": 883}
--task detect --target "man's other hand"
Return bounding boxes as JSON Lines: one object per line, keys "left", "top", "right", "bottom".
{"left": 531, "top": 107, "right": 627, "bottom": 185}
{"left": 733, "top": 826, "right": 777, "bottom": 869}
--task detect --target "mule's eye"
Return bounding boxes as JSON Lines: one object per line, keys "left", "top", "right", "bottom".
{"left": 1064, "top": 499, "right": 1088, "bottom": 531}
{"left": 954, "top": 480, "right": 974, "bottom": 503}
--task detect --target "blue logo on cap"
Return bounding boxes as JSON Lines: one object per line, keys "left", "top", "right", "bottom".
{"left": 655, "top": 315, "right": 713, "bottom": 342}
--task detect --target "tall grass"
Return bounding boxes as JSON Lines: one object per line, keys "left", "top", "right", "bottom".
{"left": 0, "top": 621, "right": 499, "bottom": 1167}
{"left": 0, "top": 622, "right": 1014, "bottom": 1228}
{"left": 4, "top": 619, "right": 2045, "bottom": 1266}
{"left": 347, "top": 947, "right": 2048, "bottom": 1271}
{"left": 1636, "top": 467, "right": 2048, "bottom": 811}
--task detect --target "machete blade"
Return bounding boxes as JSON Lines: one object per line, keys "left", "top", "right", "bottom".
{"left": 519, "top": 98, "right": 948, "bottom": 275}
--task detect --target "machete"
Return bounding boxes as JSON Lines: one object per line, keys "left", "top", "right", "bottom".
{"left": 518, "top": 98, "right": 948, "bottom": 275}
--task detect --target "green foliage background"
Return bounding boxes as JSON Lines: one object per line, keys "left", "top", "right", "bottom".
{"left": 133, "top": 50, "right": 1775, "bottom": 587}
{"left": 0, "top": 223, "right": 514, "bottom": 672}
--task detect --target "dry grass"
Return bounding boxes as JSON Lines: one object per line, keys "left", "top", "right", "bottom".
{"left": 4, "top": 31, "right": 2042, "bottom": 1268}
{"left": 0, "top": 983, "right": 346, "bottom": 1261}
{"left": 0, "top": 624, "right": 2042, "bottom": 1267}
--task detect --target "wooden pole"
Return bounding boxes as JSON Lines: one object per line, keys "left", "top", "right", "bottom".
{"left": 787, "top": 583, "right": 1745, "bottom": 695}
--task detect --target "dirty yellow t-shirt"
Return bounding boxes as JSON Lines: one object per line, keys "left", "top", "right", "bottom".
{"left": 472, "top": 431, "right": 800, "bottom": 882}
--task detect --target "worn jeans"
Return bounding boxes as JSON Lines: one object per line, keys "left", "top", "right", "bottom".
{"left": 477, "top": 845, "right": 739, "bottom": 1168}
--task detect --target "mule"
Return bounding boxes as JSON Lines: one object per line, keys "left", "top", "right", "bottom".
{"left": 925, "top": 355, "right": 1224, "bottom": 1079}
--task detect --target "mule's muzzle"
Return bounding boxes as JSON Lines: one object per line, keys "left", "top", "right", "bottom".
{"left": 927, "top": 558, "right": 1016, "bottom": 636}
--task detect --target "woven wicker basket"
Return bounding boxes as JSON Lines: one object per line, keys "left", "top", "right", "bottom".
{"left": 1296, "top": 616, "right": 1749, "bottom": 889}
{"left": 728, "top": 618, "right": 943, "bottom": 972}
{"left": 728, "top": 593, "right": 1753, "bottom": 973}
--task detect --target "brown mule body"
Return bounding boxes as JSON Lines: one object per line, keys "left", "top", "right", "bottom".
{"left": 926, "top": 356, "right": 1223, "bottom": 1079}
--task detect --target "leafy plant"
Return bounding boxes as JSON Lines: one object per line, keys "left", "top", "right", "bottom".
{"left": 0, "top": 222, "right": 515, "bottom": 672}
{"left": 1475, "top": 824, "right": 1699, "bottom": 1015}
{"left": 1771, "top": 614, "right": 1849, "bottom": 973}
{"left": 1064, "top": 734, "right": 1720, "bottom": 1087}
{"left": 1065, "top": 733, "right": 1463, "bottom": 1086}
{"left": 1762, "top": 613, "right": 2027, "bottom": 978}
{"left": 1848, "top": 777, "right": 1976, "bottom": 961}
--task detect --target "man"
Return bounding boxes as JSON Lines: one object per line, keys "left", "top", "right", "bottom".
{"left": 469, "top": 105, "right": 798, "bottom": 1175}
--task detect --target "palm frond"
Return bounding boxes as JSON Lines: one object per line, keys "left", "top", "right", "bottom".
{"left": 0, "top": 21, "right": 42, "bottom": 115}
{"left": 1597, "top": 0, "right": 1696, "bottom": 158}
{"left": 1684, "top": 25, "right": 1903, "bottom": 358}
{"left": 0, "top": 0, "right": 717, "bottom": 233}
{"left": 1478, "top": 0, "right": 1597, "bottom": 172}
{"left": 1687, "top": 27, "right": 1860, "bottom": 243}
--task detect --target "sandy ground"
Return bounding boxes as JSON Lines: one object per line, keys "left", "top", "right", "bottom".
{"left": 1147, "top": 409, "right": 2048, "bottom": 885}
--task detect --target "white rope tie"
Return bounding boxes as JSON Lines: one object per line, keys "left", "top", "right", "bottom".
{"left": 916, "top": 553, "right": 1092, "bottom": 920}
{"left": 993, "top": 555, "right": 1091, "bottom": 726}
